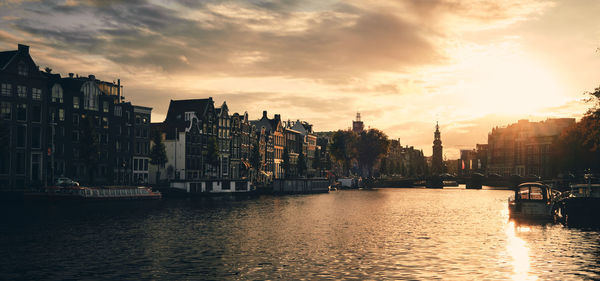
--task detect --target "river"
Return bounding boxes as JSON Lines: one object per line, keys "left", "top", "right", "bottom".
{"left": 1, "top": 188, "right": 600, "bottom": 280}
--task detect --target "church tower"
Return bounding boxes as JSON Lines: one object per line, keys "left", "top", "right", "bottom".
{"left": 352, "top": 112, "right": 364, "bottom": 133}
{"left": 432, "top": 122, "right": 443, "bottom": 175}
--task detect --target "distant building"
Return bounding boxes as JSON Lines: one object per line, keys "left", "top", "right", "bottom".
{"left": 382, "top": 139, "right": 426, "bottom": 177}
{"left": 352, "top": 112, "right": 364, "bottom": 133}
{"left": 250, "top": 111, "right": 284, "bottom": 179}
{"left": 431, "top": 122, "right": 443, "bottom": 175}
{"left": 487, "top": 118, "right": 575, "bottom": 178}
{"left": 459, "top": 149, "right": 477, "bottom": 176}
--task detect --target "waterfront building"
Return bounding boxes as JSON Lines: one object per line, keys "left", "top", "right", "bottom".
{"left": 431, "top": 122, "right": 443, "bottom": 175}
{"left": 216, "top": 102, "right": 231, "bottom": 179}
{"left": 487, "top": 118, "right": 575, "bottom": 178}
{"left": 251, "top": 111, "right": 284, "bottom": 179}
{"left": 230, "top": 112, "right": 255, "bottom": 180}
{"left": 283, "top": 127, "right": 302, "bottom": 177}
{"left": 153, "top": 98, "right": 219, "bottom": 182}
{"left": 46, "top": 73, "right": 138, "bottom": 186}
{"left": 459, "top": 149, "right": 478, "bottom": 176}
{"left": 0, "top": 44, "right": 48, "bottom": 190}
{"left": 288, "top": 120, "right": 317, "bottom": 176}
{"left": 352, "top": 112, "right": 364, "bottom": 133}
{"left": 133, "top": 105, "right": 152, "bottom": 184}
{"left": 383, "top": 139, "right": 427, "bottom": 177}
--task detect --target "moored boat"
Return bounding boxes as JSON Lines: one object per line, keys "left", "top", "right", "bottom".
{"left": 25, "top": 185, "right": 162, "bottom": 200}
{"left": 554, "top": 183, "right": 600, "bottom": 225}
{"left": 508, "top": 182, "right": 559, "bottom": 221}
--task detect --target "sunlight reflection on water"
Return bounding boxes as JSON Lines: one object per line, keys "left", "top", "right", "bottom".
{"left": 506, "top": 221, "right": 537, "bottom": 281}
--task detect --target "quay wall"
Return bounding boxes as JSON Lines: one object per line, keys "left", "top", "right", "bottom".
{"left": 272, "top": 178, "right": 329, "bottom": 194}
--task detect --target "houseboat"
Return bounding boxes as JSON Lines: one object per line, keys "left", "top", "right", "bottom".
{"left": 508, "top": 182, "right": 559, "bottom": 221}
{"left": 25, "top": 185, "right": 162, "bottom": 200}
{"left": 554, "top": 183, "right": 600, "bottom": 225}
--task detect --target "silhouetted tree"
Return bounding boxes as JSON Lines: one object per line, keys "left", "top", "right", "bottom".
{"left": 80, "top": 116, "right": 99, "bottom": 184}
{"left": 312, "top": 147, "right": 321, "bottom": 176}
{"left": 249, "top": 144, "right": 261, "bottom": 181}
{"left": 356, "top": 129, "right": 389, "bottom": 177}
{"left": 329, "top": 130, "right": 357, "bottom": 176}
{"left": 282, "top": 147, "right": 290, "bottom": 178}
{"left": 206, "top": 136, "right": 219, "bottom": 177}
{"left": 297, "top": 151, "right": 307, "bottom": 177}
{"left": 149, "top": 130, "right": 168, "bottom": 185}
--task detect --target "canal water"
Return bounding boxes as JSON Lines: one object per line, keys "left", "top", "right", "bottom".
{"left": 1, "top": 188, "right": 600, "bottom": 280}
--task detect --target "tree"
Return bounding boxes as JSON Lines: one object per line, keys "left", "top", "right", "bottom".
{"left": 249, "top": 144, "right": 262, "bottom": 181}
{"left": 205, "top": 136, "right": 219, "bottom": 177}
{"left": 329, "top": 130, "right": 357, "bottom": 176}
{"left": 297, "top": 151, "right": 307, "bottom": 177}
{"left": 282, "top": 147, "right": 290, "bottom": 178}
{"left": 356, "top": 129, "right": 389, "bottom": 177}
{"left": 149, "top": 130, "right": 168, "bottom": 185}
{"left": 380, "top": 157, "right": 388, "bottom": 176}
{"left": 553, "top": 85, "right": 600, "bottom": 175}
{"left": 80, "top": 115, "right": 99, "bottom": 184}
{"left": 312, "top": 147, "right": 321, "bottom": 177}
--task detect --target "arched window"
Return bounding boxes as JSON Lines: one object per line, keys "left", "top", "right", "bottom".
{"left": 81, "top": 81, "right": 99, "bottom": 110}
{"left": 51, "top": 84, "right": 63, "bottom": 103}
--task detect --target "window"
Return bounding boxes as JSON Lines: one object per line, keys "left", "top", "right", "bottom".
{"left": 31, "top": 127, "right": 41, "bottom": 149}
{"left": 17, "top": 85, "right": 26, "bottom": 98}
{"left": 1, "top": 102, "right": 11, "bottom": 120}
{"left": 114, "top": 106, "right": 122, "bottom": 117}
{"left": 73, "top": 114, "right": 79, "bottom": 126}
{"left": 144, "top": 159, "right": 148, "bottom": 171}
{"left": 31, "top": 153, "right": 41, "bottom": 181}
{"left": 72, "top": 131, "right": 79, "bottom": 142}
{"left": 73, "top": 97, "right": 80, "bottom": 109}
{"left": 102, "top": 117, "right": 108, "bottom": 129}
{"left": 16, "top": 126, "right": 26, "bottom": 147}
{"left": 32, "top": 88, "right": 41, "bottom": 100}
{"left": 32, "top": 105, "right": 41, "bottom": 122}
{"left": 16, "top": 104, "right": 26, "bottom": 121}
{"left": 81, "top": 81, "right": 99, "bottom": 110}
{"left": 51, "top": 84, "right": 63, "bottom": 103}
{"left": 1, "top": 83, "right": 11, "bottom": 96}
{"left": 15, "top": 151, "right": 25, "bottom": 174}
{"left": 0, "top": 146, "right": 9, "bottom": 174}
{"left": 103, "top": 101, "right": 109, "bottom": 113}
{"left": 18, "top": 61, "right": 28, "bottom": 76}
{"left": 59, "top": 109, "right": 64, "bottom": 121}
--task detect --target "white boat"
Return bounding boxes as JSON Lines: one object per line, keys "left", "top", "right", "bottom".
{"left": 508, "top": 182, "right": 559, "bottom": 221}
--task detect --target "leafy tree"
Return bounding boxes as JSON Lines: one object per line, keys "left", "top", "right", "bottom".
{"left": 80, "top": 115, "right": 99, "bottom": 184}
{"left": 149, "top": 130, "right": 168, "bottom": 185}
{"left": 356, "top": 129, "right": 389, "bottom": 177}
{"left": 297, "top": 151, "right": 307, "bottom": 177}
{"left": 312, "top": 147, "right": 321, "bottom": 176}
{"left": 329, "top": 130, "right": 357, "bottom": 176}
{"left": 282, "top": 147, "right": 290, "bottom": 178}
{"left": 205, "top": 136, "right": 219, "bottom": 176}
{"left": 553, "top": 85, "right": 600, "bottom": 175}
{"left": 249, "top": 144, "right": 262, "bottom": 179}
{"left": 380, "top": 157, "right": 388, "bottom": 176}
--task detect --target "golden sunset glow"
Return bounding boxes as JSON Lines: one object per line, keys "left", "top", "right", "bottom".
{"left": 1, "top": 0, "right": 598, "bottom": 158}
{"left": 506, "top": 221, "right": 537, "bottom": 281}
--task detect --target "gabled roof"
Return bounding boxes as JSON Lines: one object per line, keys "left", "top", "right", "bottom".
{"left": 164, "top": 98, "right": 213, "bottom": 123}
{"left": 0, "top": 50, "right": 17, "bottom": 69}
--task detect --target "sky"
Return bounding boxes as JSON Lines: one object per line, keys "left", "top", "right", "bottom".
{"left": 1, "top": 0, "right": 599, "bottom": 159}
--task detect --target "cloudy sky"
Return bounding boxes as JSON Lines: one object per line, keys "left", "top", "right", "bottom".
{"left": 1, "top": 0, "right": 599, "bottom": 158}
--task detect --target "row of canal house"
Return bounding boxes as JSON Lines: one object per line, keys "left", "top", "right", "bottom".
{"left": 149, "top": 99, "right": 319, "bottom": 190}
{"left": 0, "top": 44, "right": 152, "bottom": 190}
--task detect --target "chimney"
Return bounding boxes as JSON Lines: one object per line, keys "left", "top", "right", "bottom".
{"left": 262, "top": 111, "right": 267, "bottom": 118}
{"left": 68, "top": 73, "right": 74, "bottom": 78}
{"left": 88, "top": 74, "right": 95, "bottom": 80}
{"left": 274, "top": 114, "right": 280, "bottom": 121}
{"left": 17, "top": 44, "right": 29, "bottom": 54}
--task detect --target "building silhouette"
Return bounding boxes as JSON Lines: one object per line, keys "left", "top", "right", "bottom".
{"left": 431, "top": 122, "right": 443, "bottom": 175}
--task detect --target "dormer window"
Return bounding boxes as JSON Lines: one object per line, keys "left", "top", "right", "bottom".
{"left": 18, "top": 61, "right": 28, "bottom": 76}
{"left": 185, "top": 111, "right": 195, "bottom": 121}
